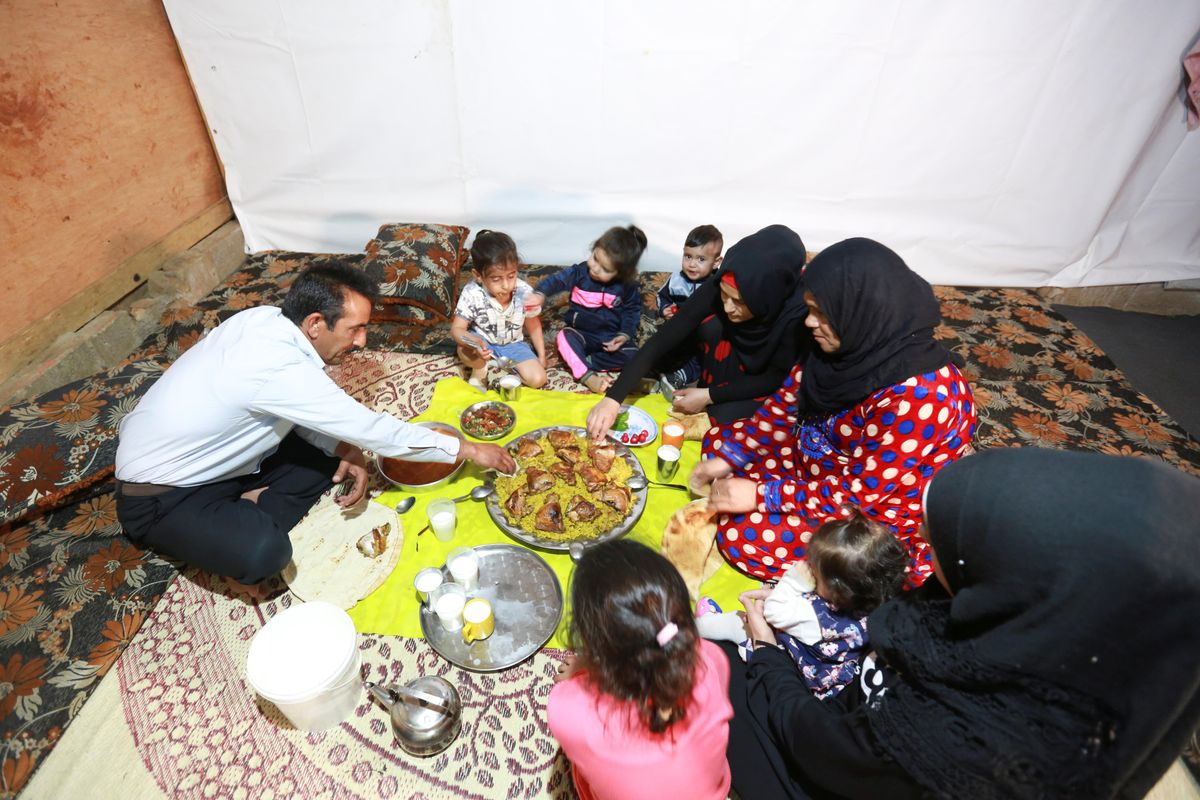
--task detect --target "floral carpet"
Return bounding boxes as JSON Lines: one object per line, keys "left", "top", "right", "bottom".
{"left": 23, "top": 571, "right": 576, "bottom": 800}
{"left": 2, "top": 251, "right": 1199, "bottom": 797}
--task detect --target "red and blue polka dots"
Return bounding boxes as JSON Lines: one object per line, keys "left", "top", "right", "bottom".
{"left": 706, "top": 362, "right": 977, "bottom": 583}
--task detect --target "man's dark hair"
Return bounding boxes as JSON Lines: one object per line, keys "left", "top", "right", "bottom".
{"left": 685, "top": 224, "right": 723, "bottom": 252}
{"left": 280, "top": 262, "right": 379, "bottom": 328}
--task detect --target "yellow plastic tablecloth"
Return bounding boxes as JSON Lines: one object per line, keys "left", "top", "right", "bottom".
{"left": 348, "top": 378, "right": 757, "bottom": 648}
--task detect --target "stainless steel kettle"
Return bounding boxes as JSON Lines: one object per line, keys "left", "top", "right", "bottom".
{"left": 365, "top": 677, "right": 462, "bottom": 757}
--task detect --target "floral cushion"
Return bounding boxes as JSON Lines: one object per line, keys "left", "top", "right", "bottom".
{"left": 361, "top": 223, "right": 470, "bottom": 323}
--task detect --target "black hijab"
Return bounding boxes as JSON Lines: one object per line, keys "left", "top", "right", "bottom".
{"left": 720, "top": 225, "right": 809, "bottom": 374}
{"left": 866, "top": 447, "right": 1200, "bottom": 799}
{"left": 799, "top": 238, "right": 957, "bottom": 415}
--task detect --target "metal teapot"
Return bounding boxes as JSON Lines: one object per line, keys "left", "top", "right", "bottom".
{"left": 365, "top": 677, "right": 462, "bottom": 757}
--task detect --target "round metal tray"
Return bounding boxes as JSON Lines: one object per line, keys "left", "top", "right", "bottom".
{"left": 418, "top": 544, "right": 563, "bottom": 672}
{"left": 482, "top": 425, "right": 648, "bottom": 552}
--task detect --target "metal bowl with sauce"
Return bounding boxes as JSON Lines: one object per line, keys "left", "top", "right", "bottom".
{"left": 375, "top": 421, "right": 466, "bottom": 490}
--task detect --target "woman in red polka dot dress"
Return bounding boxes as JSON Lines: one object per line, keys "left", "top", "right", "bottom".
{"left": 690, "top": 238, "right": 977, "bottom": 585}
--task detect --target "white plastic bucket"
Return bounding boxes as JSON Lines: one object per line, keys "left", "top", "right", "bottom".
{"left": 245, "top": 601, "right": 362, "bottom": 731}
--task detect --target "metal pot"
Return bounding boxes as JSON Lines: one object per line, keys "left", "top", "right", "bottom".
{"left": 375, "top": 421, "right": 466, "bottom": 491}
{"left": 365, "top": 677, "right": 462, "bottom": 757}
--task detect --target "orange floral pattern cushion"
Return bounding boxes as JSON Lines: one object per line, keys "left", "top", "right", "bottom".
{"left": 361, "top": 222, "right": 470, "bottom": 322}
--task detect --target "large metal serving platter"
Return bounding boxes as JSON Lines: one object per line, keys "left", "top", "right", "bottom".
{"left": 482, "top": 425, "right": 648, "bottom": 552}
{"left": 418, "top": 544, "right": 563, "bottom": 672}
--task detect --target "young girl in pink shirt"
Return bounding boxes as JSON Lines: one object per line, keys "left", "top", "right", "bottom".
{"left": 546, "top": 540, "right": 732, "bottom": 800}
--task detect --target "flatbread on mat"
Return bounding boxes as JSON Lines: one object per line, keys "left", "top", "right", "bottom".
{"left": 660, "top": 499, "right": 723, "bottom": 602}
{"left": 282, "top": 493, "right": 403, "bottom": 609}
{"left": 667, "top": 410, "right": 712, "bottom": 442}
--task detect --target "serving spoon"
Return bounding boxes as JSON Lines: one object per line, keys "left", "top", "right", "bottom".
{"left": 625, "top": 475, "right": 690, "bottom": 492}
{"left": 449, "top": 485, "right": 495, "bottom": 503}
{"left": 394, "top": 496, "right": 416, "bottom": 514}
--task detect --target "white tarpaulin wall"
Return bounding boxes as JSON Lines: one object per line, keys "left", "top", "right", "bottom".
{"left": 164, "top": 1, "right": 1200, "bottom": 287}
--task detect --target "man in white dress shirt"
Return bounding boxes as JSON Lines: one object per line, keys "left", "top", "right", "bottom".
{"left": 115, "top": 262, "right": 514, "bottom": 584}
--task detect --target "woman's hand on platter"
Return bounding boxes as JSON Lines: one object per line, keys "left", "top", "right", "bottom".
{"left": 586, "top": 397, "right": 622, "bottom": 442}
{"left": 708, "top": 476, "right": 759, "bottom": 514}
{"left": 553, "top": 653, "right": 579, "bottom": 684}
{"left": 739, "top": 588, "right": 775, "bottom": 643}
{"left": 671, "top": 387, "right": 711, "bottom": 414}
{"left": 688, "top": 457, "right": 733, "bottom": 496}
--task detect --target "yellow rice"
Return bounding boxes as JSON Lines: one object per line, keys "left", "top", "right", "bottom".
{"left": 496, "top": 433, "right": 635, "bottom": 542}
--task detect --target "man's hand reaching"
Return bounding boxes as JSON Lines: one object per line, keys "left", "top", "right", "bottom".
{"left": 332, "top": 442, "right": 369, "bottom": 506}
{"left": 460, "top": 440, "right": 517, "bottom": 475}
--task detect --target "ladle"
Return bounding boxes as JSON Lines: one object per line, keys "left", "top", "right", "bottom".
{"left": 625, "top": 475, "right": 690, "bottom": 492}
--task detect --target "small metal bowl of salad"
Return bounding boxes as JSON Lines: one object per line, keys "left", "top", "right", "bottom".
{"left": 460, "top": 401, "right": 517, "bottom": 440}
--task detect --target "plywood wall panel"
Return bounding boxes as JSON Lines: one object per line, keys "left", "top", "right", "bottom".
{"left": 0, "top": 0, "right": 225, "bottom": 348}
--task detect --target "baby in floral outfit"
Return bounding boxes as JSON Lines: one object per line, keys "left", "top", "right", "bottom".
{"left": 697, "top": 507, "right": 908, "bottom": 698}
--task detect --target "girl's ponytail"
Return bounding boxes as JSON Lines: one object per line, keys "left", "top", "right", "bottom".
{"left": 593, "top": 225, "right": 648, "bottom": 284}
{"left": 567, "top": 540, "right": 700, "bottom": 734}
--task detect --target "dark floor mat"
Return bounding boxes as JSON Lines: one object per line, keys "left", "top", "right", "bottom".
{"left": 1054, "top": 305, "right": 1200, "bottom": 439}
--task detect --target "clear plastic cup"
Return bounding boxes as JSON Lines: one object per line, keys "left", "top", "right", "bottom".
{"left": 427, "top": 499, "right": 457, "bottom": 543}
{"left": 414, "top": 567, "right": 444, "bottom": 605}
{"left": 430, "top": 582, "right": 466, "bottom": 631}
{"left": 446, "top": 546, "right": 479, "bottom": 592}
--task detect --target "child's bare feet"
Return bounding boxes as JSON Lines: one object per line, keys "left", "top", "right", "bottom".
{"left": 582, "top": 372, "right": 612, "bottom": 394}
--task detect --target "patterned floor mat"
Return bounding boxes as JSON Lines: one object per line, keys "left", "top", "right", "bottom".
{"left": 23, "top": 574, "right": 576, "bottom": 800}
{"left": 5, "top": 265, "right": 1200, "bottom": 794}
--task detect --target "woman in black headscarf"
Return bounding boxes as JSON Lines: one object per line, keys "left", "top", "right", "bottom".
{"left": 586, "top": 225, "right": 811, "bottom": 437}
{"left": 691, "top": 238, "right": 976, "bottom": 583}
{"left": 721, "top": 447, "right": 1200, "bottom": 800}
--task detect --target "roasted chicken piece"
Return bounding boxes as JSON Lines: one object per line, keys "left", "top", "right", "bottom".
{"left": 356, "top": 522, "right": 391, "bottom": 558}
{"left": 595, "top": 482, "right": 631, "bottom": 514}
{"left": 550, "top": 461, "right": 576, "bottom": 484}
{"left": 535, "top": 493, "right": 565, "bottom": 533}
{"left": 588, "top": 443, "right": 617, "bottom": 473}
{"left": 556, "top": 446, "right": 583, "bottom": 466}
{"left": 548, "top": 430, "right": 576, "bottom": 450}
{"left": 565, "top": 495, "right": 599, "bottom": 523}
{"left": 506, "top": 485, "right": 530, "bottom": 517}
{"left": 578, "top": 464, "right": 608, "bottom": 492}
{"left": 517, "top": 438, "right": 544, "bottom": 459}
{"left": 526, "top": 467, "right": 554, "bottom": 493}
